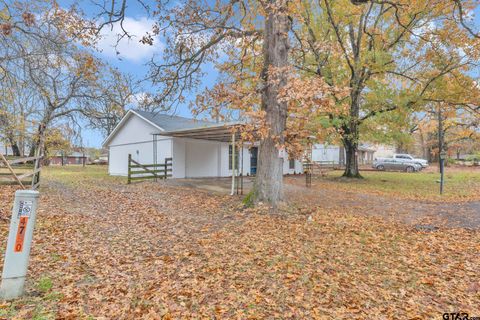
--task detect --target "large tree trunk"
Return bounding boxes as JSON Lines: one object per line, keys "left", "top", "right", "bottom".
{"left": 253, "top": 0, "right": 290, "bottom": 207}
{"left": 10, "top": 143, "right": 21, "bottom": 157}
{"left": 342, "top": 134, "right": 361, "bottom": 178}
{"left": 342, "top": 90, "right": 362, "bottom": 178}
{"left": 7, "top": 137, "right": 21, "bottom": 156}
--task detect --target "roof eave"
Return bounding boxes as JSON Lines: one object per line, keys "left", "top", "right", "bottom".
{"left": 102, "top": 109, "right": 165, "bottom": 148}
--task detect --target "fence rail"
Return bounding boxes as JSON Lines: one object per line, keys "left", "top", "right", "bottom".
{"left": 313, "top": 160, "right": 342, "bottom": 168}
{"left": 127, "top": 154, "right": 172, "bottom": 184}
{"left": 0, "top": 154, "right": 43, "bottom": 189}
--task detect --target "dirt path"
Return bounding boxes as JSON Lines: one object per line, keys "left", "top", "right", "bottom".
{"left": 285, "top": 178, "right": 480, "bottom": 229}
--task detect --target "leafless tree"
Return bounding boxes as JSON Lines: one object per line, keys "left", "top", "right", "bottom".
{"left": 25, "top": 47, "right": 99, "bottom": 155}
{"left": 85, "top": 68, "right": 141, "bottom": 137}
{"left": 0, "top": 76, "right": 40, "bottom": 156}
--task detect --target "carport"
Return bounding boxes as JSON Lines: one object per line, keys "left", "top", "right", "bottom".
{"left": 154, "top": 123, "right": 246, "bottom": 195}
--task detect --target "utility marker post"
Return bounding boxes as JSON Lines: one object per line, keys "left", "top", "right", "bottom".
{"left": 0, "top": 190, "right": 40, "bottom": 300}
{"left": 437, "top": 104, "right": 445, "bottom": 195}
{"left": 439, "top": 150, "right": 446, "bottom": 195}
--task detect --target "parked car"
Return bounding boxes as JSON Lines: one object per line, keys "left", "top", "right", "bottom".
{"left": 373, "top": 158, "right": 423, "bottom": 172}
{"left": 92, "top": 158, "right": 108, "bottom": 165}
{"left": 393, "top": 154, "right": 428, "bottom": 168}
{"left": 375, "top": 154, "right": 428, "bottom": 169}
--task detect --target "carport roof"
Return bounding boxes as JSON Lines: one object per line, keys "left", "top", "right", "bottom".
{"left": 154, "top": 122, "right": 244, "bottom": 142}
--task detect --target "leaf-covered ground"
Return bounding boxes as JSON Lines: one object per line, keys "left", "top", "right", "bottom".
{"left": 0, "top": 166, "right": 479, "bottom": 319}
{"left": 312, "top": 166, "right": 480, "bottom": 202}
{"left": 284, "top": 175, "right": 480, "bottom": 229}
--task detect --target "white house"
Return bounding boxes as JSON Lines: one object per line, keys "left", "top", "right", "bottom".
{"left": 312, "top": 143, "right": 376, "bottom": 165}
{"left": 312, "top": 144, "right": 344, "bottom": 164}
{"left": 103, "top": 110, "right": 304, "bottom": 178}
{"left": 372, "top": 144, "right": 396, "bottom": 158}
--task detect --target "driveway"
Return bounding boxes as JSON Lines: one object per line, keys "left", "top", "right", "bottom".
{"left": 163, "top": 175, "right": 480, "bottom": 229}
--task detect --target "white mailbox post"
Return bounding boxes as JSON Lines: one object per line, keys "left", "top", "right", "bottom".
{"left": 0, "top": 190, "right": 40, "bottom": 300}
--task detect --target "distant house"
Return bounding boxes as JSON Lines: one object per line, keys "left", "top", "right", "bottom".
{"left": 358, "top": 145, "right": 376, "bottom": 165}
{"left": 49, "top": 151, "right": 88, "bottom": 166}
{"left": 372, "top": 144, "right": 396, "bottom": 159}
{"left": 102, "top": 110, "right": 304, "bottom": 178}
{"left": 312, "top": 144, "right": 344, "bottom": 164}
{"left": 312, "top": 143, "right": 377, "bottom": 165}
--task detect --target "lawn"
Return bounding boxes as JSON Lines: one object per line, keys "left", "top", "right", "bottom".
{"left": 0, "top": 166, "right": 479, "bottom": 319}
{"left": 41, "top": 165, "right": 121, "bottom": 185}
{"left": 314, "top": 168, "right": 480, "bottom": 201}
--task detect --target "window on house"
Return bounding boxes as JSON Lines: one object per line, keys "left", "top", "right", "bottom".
{"left": 229, "top": 145, "right": 239, "bottom": 170}
{"left": 289, "top": 158, "right": 295, "bottom": 169}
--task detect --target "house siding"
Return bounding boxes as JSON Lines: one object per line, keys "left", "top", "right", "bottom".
{"left": 106, "top": 112, "right": 304, "bottom": 178}
{"left": 108, "top": 113, "right": 170, "bottom": 176}
{"left": 220, "top": 144, "right": 251, "bottom": 177}
{"left": 176, "top": 139, "right": 252, "bottom": 178}
{"left": 312, "top": 144, "right": 342, "bottom": 164}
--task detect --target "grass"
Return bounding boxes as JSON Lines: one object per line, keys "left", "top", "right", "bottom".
{"left": 36, "top": 277, "right": 53, "bottom": 294}
{"left": 41, "top": 165, "right": 122, "bottom": 186}
{"left": 242, "top": 189, "right": 255, "bottom": 207}
{"left": 318, "top": 168, "right": 480, "bottom": 201}
{"left": 42, "top": 165, "right": 480, "bottom": 201}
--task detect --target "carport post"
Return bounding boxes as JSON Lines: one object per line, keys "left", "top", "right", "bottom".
{"left": 240, "top": 142, "right": 244, "bottom": 195}
{"left": 230, "top": 132, "right": 236, "bottom": 196}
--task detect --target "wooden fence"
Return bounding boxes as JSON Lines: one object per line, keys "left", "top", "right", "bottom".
{"left": 314, "top": 160, "right": 341, "bottom": 169}
{"left": 0, "top": 154, "right": 43, "bottom": 189}
{"left": 127, "top": 154, "right": 172, "bottom": 184}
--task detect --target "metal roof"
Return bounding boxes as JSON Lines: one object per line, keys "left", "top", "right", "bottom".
{"left": 134, "top": 110, "right": 220, "bottom": 131}
{"left": 102, "top": 109, "right": 242, "bottom": 147}
{"left": 155, "top": 122, "right": 243, "bottom": 142}
{"left": 358, "top": 145, "right": 376, "bottom": 152}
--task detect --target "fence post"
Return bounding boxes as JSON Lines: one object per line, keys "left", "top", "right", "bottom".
{"left": 127, "top": 154, "right": 132, "bottom": 184}
{"left": 0, "top": 190, "right": 40, "bottom": 300}
{"left": 32, "top": 155, "right": 42, "bottom": 190}
{"left": 164, "top": 158, "right": 168, "bottom": 179}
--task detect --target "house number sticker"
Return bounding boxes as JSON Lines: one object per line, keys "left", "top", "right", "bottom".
{"left": 17, "top": 200, "right": 33, "bottom": 218}
{"left": 14, "top": 217, "right": 28, "bottom": 253}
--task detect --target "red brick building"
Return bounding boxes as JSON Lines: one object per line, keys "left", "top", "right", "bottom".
{"left": 49, "top": 151, "right": 89, "bottom": 166}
